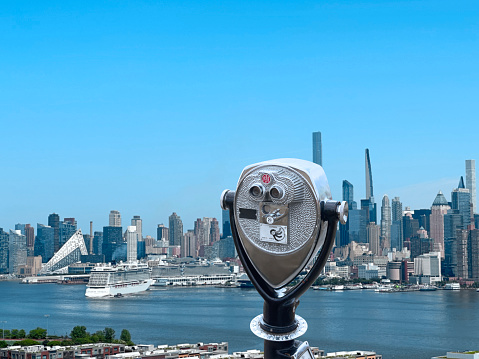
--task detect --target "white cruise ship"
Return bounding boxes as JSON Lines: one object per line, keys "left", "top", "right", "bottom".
{"left": 85, "top": 262, "right": 154, "bottom": 298}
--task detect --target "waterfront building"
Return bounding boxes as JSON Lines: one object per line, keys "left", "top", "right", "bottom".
{"left": 38, "top": 229, "right": 88, "bottom": 274}
{"left": 127, "top": 226, "right": 138, "bottom": 262}
{"left": 411, "top": 252, "right": 441, "bottom": 284}
{"left": 367, "top": 223, "right": 381, "bottom": 255}
{"left": 451, "top": 177, "right": 471, "bottom": 229}
{"left": 358, "top": 263, "right": 384, "bottom": 279}
{"left": 169, "top": 212, "right": 183, "bottom": 246}
{"left": 102, "top": 226, "right": 124, "bottom": 263}
{"left": 109, "top": 210, "right": 121, "bottom": 227}
{"left": 0, "top": 228, "right": 9, "bottom": 273}
{"left": 217, "top": 235, "right": 236, "bottom": 259}
{"left": 157, "top": 224, "right": 168, "bottom": 241}
{"left": 48, "top": 213, "right": 60, "bottom": 252}
{"left": 222, "top": 209, "right": 231, "bottom": 239}
{"left": 381, "top": 195, "right": 391, "bottom": 249}
{"left": 312, "top": 131, "right": 322, "bottom": 167}
{"left": 430, "top": 191, "right": 450, "bottom": 258}
{"left": 35, "top": 223, "right": 55, "bottom": 262}
{"left": 456, "top": 229, "right": 469, "bottom": 278}
{"left": 131, "top": 215, "right": 142, "bottom": 241}
{"left": 466, "top": 159, "right": 476, "bottom": 213}
{"left": 8, "top": 230, "right": 27, "bottom": 275}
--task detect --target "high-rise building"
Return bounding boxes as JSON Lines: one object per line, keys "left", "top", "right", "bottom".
{"left": 48, "top": 213, "right": 60, "bottom": 252}
{"left": 14, "top": 224, "right": 26, "bottom": 235}
{"left": 103, "top": 226, "right": 124, "bottom": 262}
{"left": 9, "top": 230, "right": 27, "bottom": 275}
{"left": 342, "top": 180, "right": 354, "bottom": 206}
{"left": 93, "top": 231, "right": 103, "bottom": 256}
{"left": 126, "top": 226, "right": 138, "bottom": 262}
{"left": 36, "top": 224, "right": 55, "bottom": 262}
{"left": 157, "top": 224, "right": 168, "bottom": 241}
{"left": 365, "top": 149, "right": 374, "bottom": 200}
{"left": 367, "top": 223, "right": 381, "bottom": 255}
{"left": 169, "top": 213, "right": 183, "bottom": 246}
{"left": 25, "top": 224, "right": 34, "bottom": 254}
{"left": 59, "top": 220, "right": 77, "bottom": 248}
{"left": 0, "top": 228, "right": 9, "bottom": 274}
{"left": 391, "top": 197, "right": 403, "bottom": 250}
{"left": 131, "top": 216, "right": 142, "bottom": 241}
{"left": 430, "top": 191, "right": 450, "bottom": 258}
{"left": 181, "top": 230, "right": 197, "bottom": 258}
{"left": 222, "top": 209, "right": 231, "bottom": 239}
{"left": 348, "top": 208, "right": 368, "bottom": 243}
{"left": 466, "top": 160, "right": 476, "bottom": 214}
{"left": 210, "top": 218, "right": 220, "bottom": 244}
{"left": 452, "top": 177, "right": 471, "bottom": 229}
{"left": 109, "top": 210, "right": 122, "bottom": 227}
{"left": 312, "top": 131, "right": 322, "bottom": 167}
{"left": 381, "top": 195, "right": 391, "bottom": 248}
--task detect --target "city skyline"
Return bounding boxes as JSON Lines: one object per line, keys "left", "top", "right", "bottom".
{"left": 1, "top": 1, "right": 478, "bottom": 236}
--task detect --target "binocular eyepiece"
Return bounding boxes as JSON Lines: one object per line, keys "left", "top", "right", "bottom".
{"left": 221, "top": 158, "right": 347, "bottom": 359}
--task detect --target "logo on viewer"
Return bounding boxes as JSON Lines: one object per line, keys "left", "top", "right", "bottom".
{"left": 262, "top": 174, "right": 271, "bottom": 184}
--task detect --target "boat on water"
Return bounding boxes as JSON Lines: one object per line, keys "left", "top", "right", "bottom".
{"left": 444, "top": 283, "right": 461, "bottom": 290}
{"left": 419, "top": 285, "right": 438, "bottom": 291}
{"left": 85, "top": 262, "right": 154, "bottom": 298}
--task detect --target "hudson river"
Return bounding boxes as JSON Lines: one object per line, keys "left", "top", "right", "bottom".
{"left": 1, "top": 282, "right": 479, "bottom": 358}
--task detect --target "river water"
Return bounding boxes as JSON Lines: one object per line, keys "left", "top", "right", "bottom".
{"left": 1, "top": 282, "right": 478, "bottom": 358}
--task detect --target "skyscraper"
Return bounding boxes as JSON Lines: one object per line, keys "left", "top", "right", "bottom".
{"left": 25, "top": 224, "right": 34, "bottom": 255}
{"left": 452, "top": 177, "right": 471, "bottom": 229}
{"left": 466, "top": 160, "right": 476, "bottom": 214}
{"left": 59, "top": 220, "right": 77, "bottom": 248}
{"left": 169, "top": 212, "right": 183, "bottom": 246}
{"left": 157, "top": 224, "right": 168, "bottom": 241}
{"left": 381, "top": 195, "right": 391, "bottom": 248}
{"left": 312, "top": 131, "right": 322, "bottom": 167}
{"left": 367, "top": 223, "right": 381, "bottom": 255}
{"left": 109, "top": 210, "right": 121, "bottom": 227}
{"left": 365, "top": 149, "right": 374, "bottom": 200}
{"left": 131, "top": 215, "right": 142, "bottom": 241}
{"left": 430, "top": 191, "right": 450, "bottom": 258}
{"left": 126, "top": 226, "right": 138, "bottom": 262}
{"left": 48, "top": 213, "right": 60, "bottom": 252}
{"left": 36, "top": 224, "right": 55, "bottom": 262}
{"left": 221, "top": 209, "right": 231, "bottom": 239}
{"left": 182, "top": 230, "right": 197, "bottom": 258}
{"left": 0, "top": 228, "right": 9, "bottom": 274}
{"left": 391, "top": 197, "right": 403, "bottom": 250}
{"left": 342, "top": 180, "right": 354, "bottom": 206}
{"left": 210, "top": 218, "right": 220, "bottom": 244}
{"left": 9, "top": 230, "right": 27, "bottom": 275}
{"left": 103, "top": 226, "right": 123, "bottom": 262}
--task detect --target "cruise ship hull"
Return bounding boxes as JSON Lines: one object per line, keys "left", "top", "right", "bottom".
{"left": 86, "top": 279, "right": 154, "bottom": 298}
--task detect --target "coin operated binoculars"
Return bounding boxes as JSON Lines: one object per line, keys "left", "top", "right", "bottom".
{"left": 221, "top": 159, "right": 347, "bottom": 359}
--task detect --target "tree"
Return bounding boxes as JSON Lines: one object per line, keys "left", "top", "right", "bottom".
{"left": 11, "top": 329, "right": 19, "bottom": 339}
{"left": 70, "top": 326, "right": 89, "bottom": 342}
{"left": 120, "top": 329, "right": 133, "bottom": 345}
{"left": 28, "top": 328, "right": 47, "bottom": 339}
{"left": 94, "top": 330, "right": 105, "bottom": 343}
{"left": 18, "top": 329, "right": 26, "bottom": 339}
{"left": 103, "top": 327, "right": 115, "bottom": 342}
{"left": 0, "top": 341, "right": 7, "bottom": 348}
{"left": 17, "top": 339, "right": 38, "bottom": 346}
{"left": 3, "top": 330, "right": 10, "bottom": 339}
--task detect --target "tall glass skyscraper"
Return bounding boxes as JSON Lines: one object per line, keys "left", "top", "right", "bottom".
{"left": 365, "top": 148, "right": 374, "bottom": 199}
{"left": 466, "top": 159, "right": 476, "bottom": 214}
{"left": 312, "top": 131, "right": 322, "bottom": 167}
{"left": 169, "top": 212, "right": 183, "bottom": 246}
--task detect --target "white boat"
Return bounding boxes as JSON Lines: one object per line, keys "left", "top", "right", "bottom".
{"left": 444, "top": 283, "right": 461, "bottom": 290}
{"left": 85, "top": 262, "right": 154, "bottom": 298}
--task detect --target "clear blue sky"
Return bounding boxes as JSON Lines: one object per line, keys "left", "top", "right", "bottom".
{"left": 1, "top": 0, "right": 478, "bottom": 237}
